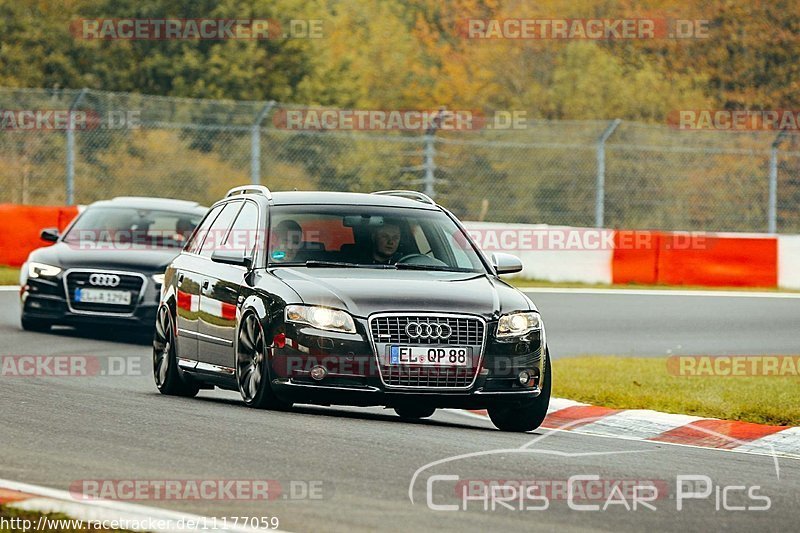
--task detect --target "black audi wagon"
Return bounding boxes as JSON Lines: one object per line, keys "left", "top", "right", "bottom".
{"left": 154, "top": 186, "right": 550, "bottom": 432}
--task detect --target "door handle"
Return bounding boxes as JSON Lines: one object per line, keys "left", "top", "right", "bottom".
{"left": 203, "top": 279, "right": 210, "bottom": 289}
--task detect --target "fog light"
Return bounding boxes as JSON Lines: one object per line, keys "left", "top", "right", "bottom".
{"left": 518, "top": 370, "right": 532, "bottom": 386}
{"left": 310, "top": 365, "right": 327, "bottom": 381}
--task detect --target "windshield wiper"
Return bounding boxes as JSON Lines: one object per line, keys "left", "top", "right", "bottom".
{"left": 304, "top": 260, "right": 395, "bottom": 269}
{"left": 394, "top": 263, "right": 477, "bottom": 273}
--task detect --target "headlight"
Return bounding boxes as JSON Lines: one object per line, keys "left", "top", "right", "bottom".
{"left": 151, "top": 273, "right": 165, "bottom": 285}
{"left": 496, "top": 311, "right": 542, "bottom": 338}
{"left": 285, "top": 305, "right": 356, "bottom": 334}
{"left": 27, "top": 262, "right": 61, "bottom": 279}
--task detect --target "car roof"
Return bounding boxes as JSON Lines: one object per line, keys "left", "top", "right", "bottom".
{"left": 268, "top": 191, "right": 440, "bottom": 210}
{"left": 89, "top": 196, "right": 208, "bottom": 215}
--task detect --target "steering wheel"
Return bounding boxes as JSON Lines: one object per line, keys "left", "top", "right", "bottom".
{"left": 396, "top": 253, "right": 448, "bottom": 267}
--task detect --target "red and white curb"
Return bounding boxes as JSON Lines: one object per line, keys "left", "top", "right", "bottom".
{"left": 0, "top": 479, "right": 285, "bottom": 533}
{"left": 466, "top": 398, "right": 800, "bottom": 459}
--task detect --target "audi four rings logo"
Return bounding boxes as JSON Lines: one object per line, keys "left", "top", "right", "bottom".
{"left": 89, "top": 273, "right": 121, "bottom": 287}
{"left": 405, "top": 322, "right": 453, "bottom": 339}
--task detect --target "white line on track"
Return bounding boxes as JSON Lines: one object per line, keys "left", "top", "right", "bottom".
{"left": 522, "top": 287, "right": 800, "bottom": 298}
{"left": 0, "top": 285, "right": 20, "bottom": 291}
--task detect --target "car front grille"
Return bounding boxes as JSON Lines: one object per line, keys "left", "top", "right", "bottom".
{"left": 370, "top": 314, "right": 486, "bottom": 389}
{"left": 370, "top": 315, "right": 484, "bottom": 345}
{"left": 65, "top": 270, "right": 145, "bottom": 314}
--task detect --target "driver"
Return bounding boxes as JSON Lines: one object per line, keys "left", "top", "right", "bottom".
{"left": 368, "top": 222, "right": 402, "bottom": 264}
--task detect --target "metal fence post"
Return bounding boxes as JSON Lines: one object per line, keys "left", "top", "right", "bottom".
{"left": 251, "top": 101, "right": 276, "bottom": 185}
{"left": 66, "top": 88, "right": 88, "bottom": 204}
{"left": 768, "top": 130, "right": 787, "bottom": 233}
{"left": 421, "top": 108, "right": 448, "bottom": 199}
{"left": 422, "top": 130, "right": 436, "bottom": 198}
{"left": 595, "top": 118, "right": 621, "bottom": 228}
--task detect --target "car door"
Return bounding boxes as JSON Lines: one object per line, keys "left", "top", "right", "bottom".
{"left": 194, "top": 200, "right": 243, "bottom": 371}
{"left": 174, "top": 204, "right": 224, "bottom": 363}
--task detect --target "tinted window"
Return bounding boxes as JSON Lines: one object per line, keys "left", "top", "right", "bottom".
{"left": 63, "top": 206, "right": 204, "bottom": 249}
{"left": 186, "top": 204, "right": 223, "bottom": 254}
{"left": 199, "top": 201, "right": 242, "bottom": 257}
{"left": 268, "top": 205, "right": 486, "bottom": 272}
{"left": 224, "top": 201, "right": 261, "bottom": 255}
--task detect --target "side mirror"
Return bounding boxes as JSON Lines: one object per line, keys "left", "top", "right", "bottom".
{"left": 211, "top": 249, "right": 252, "bottom": 268}
{"left": 491, "top": 252, "right": 523, "bottom": 275}
{"left": 40, "top": 228, "right": 59, "bottom": 243}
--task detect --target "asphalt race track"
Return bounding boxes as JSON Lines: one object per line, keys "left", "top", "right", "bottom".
{"left": 525, "top": 288, "right": 800, "bottom": 357}
{"left": 1, "top": 289, "right": 799, "bottom": 532}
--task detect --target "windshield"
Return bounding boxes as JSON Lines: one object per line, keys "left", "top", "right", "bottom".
{"left": 268, "top": 205, "right": 487, "bottom": 273}
{"left": 62, "top": 206, "right": 204, "bottom": 249}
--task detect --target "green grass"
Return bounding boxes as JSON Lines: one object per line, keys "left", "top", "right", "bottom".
{"left": 0, "top": 505, "right": 133, "bottom": 532}
{"left": 0, "top": 266, "right": 19, "bottom": 286}
{"left": 553, "top": 356, "right": 800, "bottom": 426}
{"left": 510, "top": 278, "right": 800, "bottom": 293}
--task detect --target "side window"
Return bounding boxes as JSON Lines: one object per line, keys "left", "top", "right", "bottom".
{"left": 185, "top": 205, "right": 223, "bottom": 254}
{"left": 224, "top": 201, "right": 260, "bottom": 256}
{"left": 199, "top": 201, "right": 242, "bottom": 257}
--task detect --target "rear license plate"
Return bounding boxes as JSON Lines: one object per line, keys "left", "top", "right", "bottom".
{"left": 388, "top": 346, "right": 472, "bottom": 366}
{"left": 74, "top": 288, "right": 131, "bottom": 305}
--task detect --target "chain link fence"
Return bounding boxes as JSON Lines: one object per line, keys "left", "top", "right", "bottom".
{"left": 2, "top": 87, "right": 799, "bottom": 233}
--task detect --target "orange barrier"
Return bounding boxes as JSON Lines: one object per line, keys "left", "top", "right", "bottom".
{"left": 611, "top": 230, "right": 660, "bottom": 285}
{"left": 0, "top": 204, "right": 78, "bottom": 267}
{"left": 613, "top": 230, "right": 778, "bottom": 287}
{"left": 657, "top": 233, "right": 778, "bottom": 288}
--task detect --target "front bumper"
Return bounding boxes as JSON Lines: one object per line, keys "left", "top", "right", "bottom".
{"left": 20, "top": 275, "right": 160, "bottom": 331}
{"left": 267, "top": 319, "right": 546, "bottom": 409}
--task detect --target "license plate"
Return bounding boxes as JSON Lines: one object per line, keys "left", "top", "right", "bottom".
{"left": 74, "top": 288, "right": 131, "bottom": 305}
{"left": 388, "top": 346, "right": 472, "bottom": 366}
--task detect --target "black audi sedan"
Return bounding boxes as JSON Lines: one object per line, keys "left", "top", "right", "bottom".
{"left": 155, "top": 186, "right": 550, "bottom": 432}
{"left": 20, "top": 196, "right": 207, "bottom": 334}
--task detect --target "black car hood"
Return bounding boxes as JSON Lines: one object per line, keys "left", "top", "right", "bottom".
{"left": 28, "top": 242, "right": 179, "bottom": 274}
{"left": 271, "top": 268, "right": 534, "bottom": 318}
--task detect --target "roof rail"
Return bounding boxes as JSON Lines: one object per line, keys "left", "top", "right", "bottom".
{"left": 225, "top": 185, "right": 273, "bottom": 201}
{"left": 371, "top": 190, "right": 436, "bottom": 205}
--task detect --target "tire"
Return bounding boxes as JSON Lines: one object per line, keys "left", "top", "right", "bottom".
{"left": 153, "top": 306, "right": 199, "bottom": 397}
{"left": 236, "top": 312, "right": 291, "bottom": 410}
{"left": 488, "top": 349, "right": 552, "bottom": 432}
{"left": 21, "top": 316, "right": 51, "bottom": 333}
{"left": 394, "top": 405, "right": 436, "bottom": 420}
